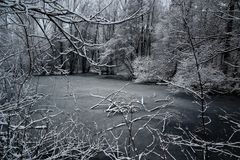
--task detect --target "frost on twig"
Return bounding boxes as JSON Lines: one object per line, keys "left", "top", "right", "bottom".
{"left": 90, "top": 84, "right": 178, "bottom": 159}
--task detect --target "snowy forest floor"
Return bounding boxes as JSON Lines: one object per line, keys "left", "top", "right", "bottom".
{"left": 31, "top": 74, "right": 240, "bottom": 159}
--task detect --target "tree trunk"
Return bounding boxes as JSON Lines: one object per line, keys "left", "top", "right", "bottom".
{"left": 59, "top": 22, "right": 65, "bottom": 72}
{"left": 222, "top": 0, "right": 236, "bottom": 75}
{"left": 69, "top": 24, "right": 75, "bottom": 75}
{"left": 140, "top": 14, "right": 145, "bottom": 57}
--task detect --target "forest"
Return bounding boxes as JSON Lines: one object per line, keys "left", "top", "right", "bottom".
{"left": 0, "top": 0, "right": 240, "bottom": 160}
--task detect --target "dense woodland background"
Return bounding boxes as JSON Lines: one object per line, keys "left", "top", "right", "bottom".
{"left": 0, "top": 0, "right": 240, "bottom": 159}
{"left": 1, "top": 0, "right": 240, "bottom": 93}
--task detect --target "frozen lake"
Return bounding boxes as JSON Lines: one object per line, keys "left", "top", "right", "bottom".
{"left": 31, "top": 75, "right": 240, "bottom": 159}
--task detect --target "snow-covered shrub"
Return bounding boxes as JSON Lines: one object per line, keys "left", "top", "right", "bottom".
{"left": 173, "top": 57, "right": 226, "bottom": 91}
{"left": 132, "top": 57, "right": 158, "bottom": 83}
{"left": 133, "top": 56, "right": 176, "bottom": 83}
{"left": 99, "top": 34, "right": 135, "bottom": 76}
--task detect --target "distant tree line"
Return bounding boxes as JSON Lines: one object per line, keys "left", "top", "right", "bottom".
{"left": 0, "top": 0, "right": 239, "bottom": 91}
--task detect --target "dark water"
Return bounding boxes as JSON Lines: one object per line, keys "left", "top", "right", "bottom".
{"left": 31, "top": 75, "right": 240, "bottom": 160}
